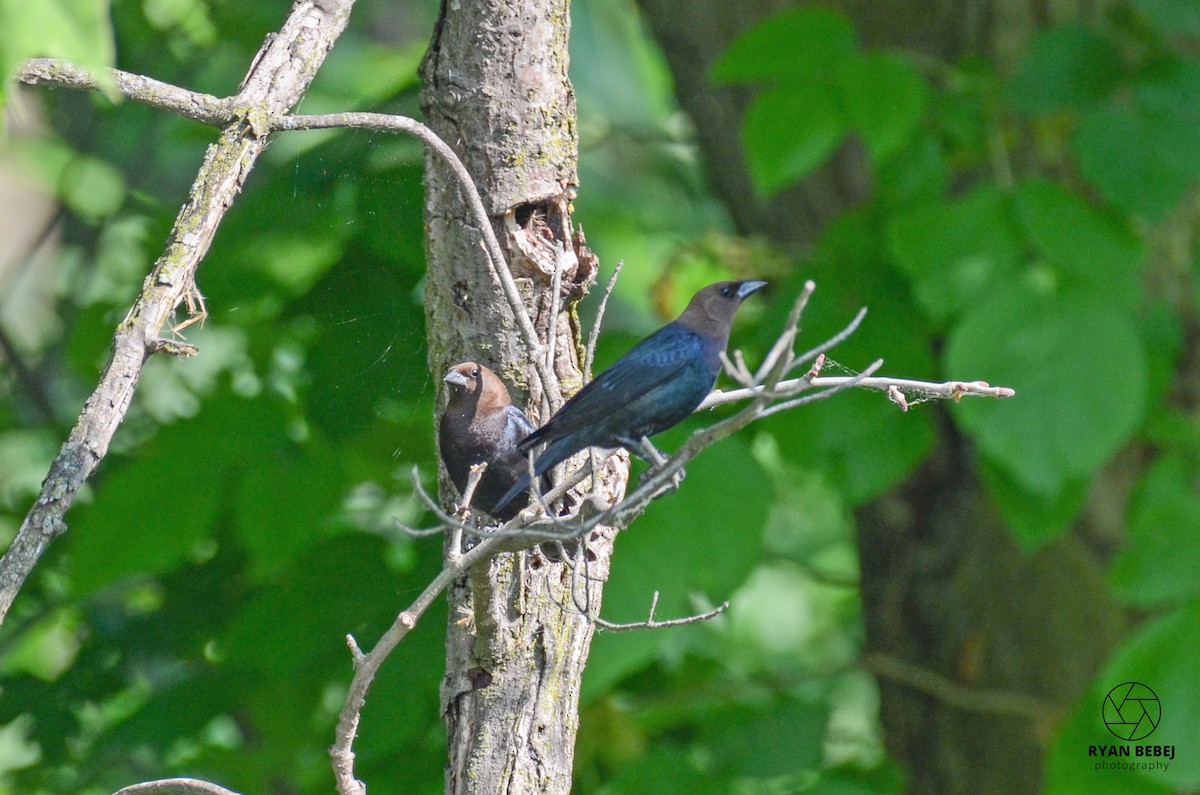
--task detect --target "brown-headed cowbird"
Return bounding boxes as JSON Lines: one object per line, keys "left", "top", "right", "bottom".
{"left": 493, "top": 279, "right": 767, "bottom": 512}
{"left": 438, "top": 362, "right": 539, "bottom": 521}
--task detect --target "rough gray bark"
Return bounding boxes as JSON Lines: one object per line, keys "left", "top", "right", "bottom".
{"left": 418, "top": 1, "right": 623, "bottom": 792}
{"left": 635, "top": 1, "right": 1124, "bottom": 793}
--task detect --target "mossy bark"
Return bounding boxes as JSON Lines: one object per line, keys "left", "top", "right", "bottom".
{"left": 418, "top": 1, "right": 619, "bottom": 792}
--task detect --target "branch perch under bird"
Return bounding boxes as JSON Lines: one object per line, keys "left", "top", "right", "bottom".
{"left": 13, "top": 55, "right": 1017, "bottom": 791}
{"left": 341, "top": 278, "right": 1016, "bottom": 792}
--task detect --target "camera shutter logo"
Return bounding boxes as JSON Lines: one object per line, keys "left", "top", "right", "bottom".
{"left": 1103, "top": 682, "right": 1161, "bottom": 741}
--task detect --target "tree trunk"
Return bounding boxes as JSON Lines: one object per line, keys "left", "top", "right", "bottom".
{"left": 635, "top": 1, "right": 1124, "bottom": 793}
{"left": 418, "top": 1, "right": 623, "bottom": 792}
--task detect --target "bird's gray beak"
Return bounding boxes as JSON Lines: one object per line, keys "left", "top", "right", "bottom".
{"left": 737, "top": 280, "right": 768, "bottom": 299}
{"left": 444, "top": 369, "right": 469, "bottom": 387}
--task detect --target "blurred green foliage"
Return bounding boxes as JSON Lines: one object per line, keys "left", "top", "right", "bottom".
{"left": 0, "top": 1, "right": 1198, "bottom": 794}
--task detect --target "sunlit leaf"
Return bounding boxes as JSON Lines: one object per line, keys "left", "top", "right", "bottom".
{"left": 887, "top": 186, "right": 1023, "bottom": 324}
{"left": 838, "top": 51, "right": 928, "bottom": 165}
{"left": 947, "top": 284, "right": 1147, "bottom": 504}
{"left": 742, "top": 78, "right": 846, "bottom": 197}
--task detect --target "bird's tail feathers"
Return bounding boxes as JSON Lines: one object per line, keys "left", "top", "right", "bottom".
{"left": 492, "top": 436, "right": 576, "bottom": 513}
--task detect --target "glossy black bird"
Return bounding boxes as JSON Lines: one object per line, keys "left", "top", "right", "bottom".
{"left": 438, "top": 361, "right": 539, "bottom": 521}
{"left": 493, "top": 279, "right": 767, "bottom": 513}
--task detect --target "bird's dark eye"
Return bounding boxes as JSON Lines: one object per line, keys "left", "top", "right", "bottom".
{"left": 471, "top": 368, "right": 480, "bottom": 378}
{"left": 720, "top": 285, "right": 733, "bottom": 297}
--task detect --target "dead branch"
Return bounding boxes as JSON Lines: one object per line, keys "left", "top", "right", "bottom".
{"left": 0, "top": 0, "right": 356, "bottom": 626}
{"left": 19, "top": 58, "right": 232, "bottom": 126}
{"left": 595, "top": 590, "right": 730, "bottom": 632}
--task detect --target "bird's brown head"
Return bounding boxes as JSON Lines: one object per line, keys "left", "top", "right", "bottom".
{"left": 677, "top": 280, "right": 768, "bottom": 336}
{"left": 443, "top": 362, "right": 511, "bottom": 413}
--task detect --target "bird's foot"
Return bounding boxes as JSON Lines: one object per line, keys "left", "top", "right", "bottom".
{"left": 637, "top": 461, "right": 686, "bottom": 494}
{"left": 624, "top": 436, "right": 685, "bottom": 495}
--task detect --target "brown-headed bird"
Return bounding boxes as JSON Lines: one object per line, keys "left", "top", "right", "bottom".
{"left": 493, "top": 279, "right": 767, "bottom": 513}
{"left": 438, "top": 362, "right": 539, "bottom": 521}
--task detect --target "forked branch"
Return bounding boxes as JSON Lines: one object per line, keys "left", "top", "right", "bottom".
{"left": 332, "top": 278, "right": 1015, "bottom": 793}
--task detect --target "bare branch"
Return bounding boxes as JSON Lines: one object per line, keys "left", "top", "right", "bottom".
{"left": 595, "top": 591, "right": 730, "bottom": 633}
{"left": 274, "top": 112, "right": 557, "bottom": 402}
{"left": 330, "top": 531, "right": 511, "bottom": 795}
{"left": 112, "top": 779, "right": 241, "bottom": 795}
{"left": 699, "top": 373, "right": 1015, "bottom": 412}
{"left": 585, "top": 261, "right": 623, "bottom": 378}
{"left": 18, "top": 59, "right": 232, "bottom": 126}
{"left": 449, "top": 463, "right": 487, "bottom": 560}
{"left": 0, "top": 0, "right": 357, "bottom": 626}
{"left": 864, "top": 653, "right": 1058, "bottom": 722}
{"left": 334, "top": 279, "right": 1017, "bottom": 791}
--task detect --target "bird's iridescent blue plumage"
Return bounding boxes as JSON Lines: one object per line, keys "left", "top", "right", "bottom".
{"left": 493, "top": 279, "right": 766, "bottom": 512}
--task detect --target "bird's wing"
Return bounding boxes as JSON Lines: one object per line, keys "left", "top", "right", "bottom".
{"left": 520, "top": 326, "right": 698, "bottom": 448}
{"left": 501, "top": 405, "right": 537, "bottom": 448}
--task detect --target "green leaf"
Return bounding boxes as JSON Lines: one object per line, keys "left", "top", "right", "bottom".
{"left": 1075, "top": 106, "right": 1185, "bottom": 219}
{"left": 1009, "top": 25, "right": 1122, "bottom": 114}
{"left": 702, "top": 696, "right": 827, "bottom": 777}
{"left": 220, "top": 535, "right": 407, "bottom": 676}
{"left": 724, "top": 563, "right": 860, "bottom": 674}
{"left": 142, "top": 0, "right": 216, "bottom": 47}
{"left": 946, "top": 284, "right": 1147, "bottom": 500}
{"left": 59, "top": 154, "right": 126, "bottom": 222}
{"left": 585, "top": 436, "right": 768, "bottom": 696}
{"left": 765, "top": 391, "right": 934, "bottom": 507}
{"left": 887, "top": 186, "right": 1023, "bottom": 324}
{"left": 67, "top": 394, "right": 285, "bottom": 596}
{"left": 742, "top": 78, "right": 846, "bottom": 197}
{"left": 1075, "top": 61, "right": 1200, "bottom": 219}
{"left": 0, "top": 0, "right": 116, "bottom": 110}
{"left": 1014, "top": 178, "right": 1144, "bottom": 305}
{"left": 979, "top": 460, "right": 1090, "bottom": 548}
{"left": 838, "top": 51, "right": 928, "bottom": 165}
{"left": 1045, "top": 600, "right": 1200, "bottom": 794}
{"left": 1133, "top": 0, "right": 1200, "bottom": 38}
{"left": 234, "top": 443, "right": 345, "bottom": 578}
{"left": 1109, "top": 456, "right": 1200, "bottom": 606}
{"left": 0, "top": 606, "right": 82, "bottom": 681}
{"left": 876, "top": 129, "right": 948, "bottom": 209}
{"left": 1095, "top": 599, "right": 1200, "bottom": 789}
{"left": 712, "top": 6, "right": 856, "bottom": 83}
{"left": 600, "top": 746, "right": 717, "bottom": 794}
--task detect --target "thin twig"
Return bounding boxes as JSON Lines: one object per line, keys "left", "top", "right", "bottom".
{"left": 864, "top": 653, "right": 1058, "bottom": 722}
{"left": 585, "top": 261, "right": 623, "bottom": 379}
{"left": 754, "top": 279, "right": 814, "bottom": 384}
{"left": 449, "top": 463, "right": 487, "bottom": 561}
{"left": 329, "top": 530, "right": 511, "bottom": 795}
{"left": 544, "top": 249, "right": 566, "bottom": 402}
{"left": 19, "top": 59, "right": 232, "bottom": 126}
{"left": 699, "top": 373, "right": 1015, "bottom": 412}
{"left": 595, "top": 591, "right": 730, "bottom": 632}
{"left": 274, "top": 112, "right": 555, "bottom": 402}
